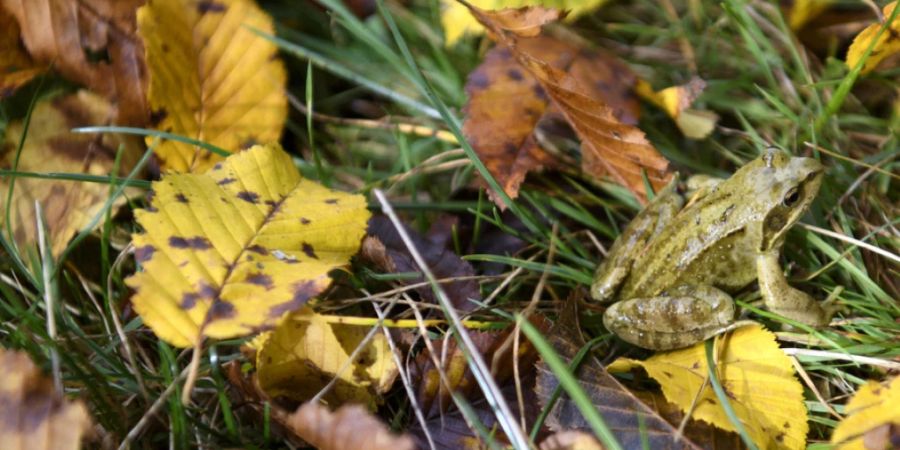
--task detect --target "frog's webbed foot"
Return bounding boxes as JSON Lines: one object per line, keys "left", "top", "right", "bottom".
{"left": 602, "top": 285, "right": 736, "bottom": 351}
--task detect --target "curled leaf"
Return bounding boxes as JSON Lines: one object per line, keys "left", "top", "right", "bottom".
{"left": 0, "top": 349, "right": 92, "bottom": 450}
{"left": 126, "top": 143, "right": 370, "bottom": 347}
{"left": 137, "top": 0, "right": 288, "bottom": 172}
{"left": 846, "top": 1, "right": 900, "bottom": 74}
{"left": 282, "top": 402, "right": 415, "bottom": 450}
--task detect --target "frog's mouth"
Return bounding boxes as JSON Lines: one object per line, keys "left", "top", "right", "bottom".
{"left": 760, "top": 158, "right": 824, "bottom": 251}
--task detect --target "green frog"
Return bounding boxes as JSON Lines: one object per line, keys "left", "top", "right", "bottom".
{"left": 591, "top": 150, "right": 835, "bottom": 350}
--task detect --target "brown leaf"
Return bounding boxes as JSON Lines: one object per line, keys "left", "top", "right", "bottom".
{"left": 466, "top": 2, "right": 565, "bottom": 39}
{"left": 363, "top": 215, "right": 481, "bottom": 312}
{"left": 463, "top": 2, "right": 672, "bottom": 203}
{"left": 534, "top": 300, "right": 701, "bottom": 450}
{"left": 0, "top": 349, "right": 92, "bottom": 450}
{"left": 1, "top": 0, "right": 149, "bottom": 125}
{"left": 0, "top": 8, "right": 44, "bottom": 97}
{"left": 539, "top": 431, "right": 603, "bottom": 450}
{"left": 281, "top": 402, "right": 416, "bottom": 450}
{"left": 633, "top": 390, "right": 745, "bottom": 450}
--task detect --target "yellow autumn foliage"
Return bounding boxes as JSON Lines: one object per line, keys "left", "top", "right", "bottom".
{"left": 255, "top": 308, "right": 398, "bottom": 410}
{"left": 831, "top": 375, "right": 900, "bottom": 449}
{"left": 442, "top": 0, "right": 607, "bottom": 46}
{"left": 137, "top": 0, "right": 288, "bottom": 172}
{"left": 634, "top": 78, "right": 717, "bottom": 139}
{"left": 846, "top": 1, "right": 900, "bottom": 74}
{"left": 126, "top": 143, "right": 370, "bottom": 347}
{"left": 608, "top": 324, "right": 808, "bottom": 450}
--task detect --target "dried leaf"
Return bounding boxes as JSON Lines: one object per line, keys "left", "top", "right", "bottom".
{"left": 282, "top": 402, "right": 415, "bottom": 450}
{"left": 0, "top": 8, "right": 43, "bottom": 97}
{"left": 534, "top": 303, "right": 701, "bottom": 450}
{"left": 363, "top": 215, "right": 480, "bottom": 312}
{"left": 126, "top": 143, "right": 370, "bottom": 347}
{"left": 137, "top": 0, "right": 288, "bottom": 172}
{"left": 0, "top": 91, "right": 135, "bottom": 257}
{"left": 465, "top": 3, "right": 672, "bottom": 203}
{"left": 539, "top": 431, "right": 603, "bottom": 450}
{"left": 254, "top": 307, "right": 398, "bottom": 409}
{"left": 1, "top": 0, "right": 149, "bottom": 125}
{"left": 442, "top": 0, "right": 607, "bottom": 46}
{"left": 0, "top": 348, "right": 92, "bottom": 450}
{"left": 608, "top": 324, "right": 807, "bottom": 450}
{"left": 463, "top": 35, "right": 640, "bottom": 204}
{"left": 633, "top": 390, "right": 744, "bottom": 450}
{"left": 846, "top": 1, "right": 900, "bottom": 74}
{"left": 634, "top": 77, "right": 718, "bottom": 139}
{"left": 830, "top": 375, "right": 900, "bottom": 449}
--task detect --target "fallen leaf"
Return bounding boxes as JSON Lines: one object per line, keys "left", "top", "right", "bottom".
{"left": 465, "top": 3, "right": 672, "bottom": 203}
{"left": 635, "top": 77, "right": 718, "bottom": 139}
{"left": 282, "top": 402, "right": 415, "bottom": 450}
{"left": 137, "top": 0, "right": 288, "bottom": 172}
{"left": 846, "top": 1, "right": 900, "bottom": 74}
{"left": 442, "top": 0, "right": 606, "bottom": 46}
{"left": 534, "top": 301, "right": 701, "bottom": 450}
{"left": 254, "top": 307, "right": 398, "bottom": 409}
{"left": 0, "top": 91, "right": 136, "bottom": 257}
{"left": 1, "top": 0, "right": 149, "bottom": 125}
{"left": 608, "top": 324, "right": 808, "bottom": 450}
{"left": 0, "top": 348, "right": 92, "bottom": 450}
{"left": 787, "top": 0, "right": 835, "bottom": 30}
{"left": 0, "top": 8, "right": 43, "bottom": 97}
{"left": 539, "top": 431, "right": 603, "bottom": 450}
{"left": 362, "top": 215, "right": 481, "bottom": 312}
{"left": 830, "top": 375, "right": 900, "bottom": 449}
{"left": 126, "top": 143, "right": 370, "bottom": 347}
{"left": 463, "top": 35, "right": 640, "bottom": 204}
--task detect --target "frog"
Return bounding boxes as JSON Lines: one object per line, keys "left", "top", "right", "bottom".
{"left": 591, "top": 149, "right": 835, "bottom": 350}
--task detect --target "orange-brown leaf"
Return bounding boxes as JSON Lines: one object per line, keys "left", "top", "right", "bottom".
{"left": 1, "top": 0, "right": 149, "bottom": 125}
{"left": 0, "top": 349, "right": 92, "bottom": 450}
{"left": 282, "top": 402, "right": 415, "bottom": 450}
{"left": 461, "top": 0, "right": 562, "bottom": 38}
{"left": 0, "top": 8, "right": 43, "bottom": 97}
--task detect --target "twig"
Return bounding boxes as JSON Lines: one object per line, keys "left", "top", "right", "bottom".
{"left": 118, "top": 365, "right": 191, "bottom": 450}
{"left": 799, "top": 223, "right": 900, "bottom": 264}
{"left": 788, "top": 356, "right": 843, "bottom": 420}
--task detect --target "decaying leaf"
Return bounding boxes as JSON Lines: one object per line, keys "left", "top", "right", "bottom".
{"left": 0, "top": 91, "right": 136, "bottom": 257}
{"left": 846, "top": 1, "right": 900, "bottom": 73}
{"left": 463, "top": 34, "right": 640, "bottom": 203}
{"left": 534, "top": 302, "right": 701, "bottom": 450}
{"left": 254, "top": 307, "right": 398, "bottom": 409}
{"left": 830, "top": 375, "right": 900, "bottom": 449}
{"left": 0, "top": 8, "right": 43, "bottom": 97}
{"left": 137, "top": 0, "right": 288, "bottom": 172}
{"left": 539, "top": 431, "right": 603, "bottom": 450}
{"left": 0, "top": 348, "right": 92, "bottom": 450}
{"left": 635, "top": 77, "right": 718, "bottom": 139}
{"left": 126, "top": 143, "right": 369, "bottom": 347}
{"left": 282, "top": 402, "right": 415, "bottom": 450}
{"left": 1, "top": 0, "right": 149, "bottom": 125}
{"left": 634, "top": 390, "right": 744, "bottom": 449}
{"left": 608, "top": 324, "right": 808, "bottom": 450}
{"left": 362, "top": 215, "right": 481, "bottom": 311}
{"left": 442, "top": 0, "right": 607, "bottom": 46}
{"left": 465, "top": 2, "right": 672, "bottom": 203}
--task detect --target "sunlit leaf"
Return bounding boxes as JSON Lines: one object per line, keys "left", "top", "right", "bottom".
{"left": 846, "top": 1, "right": 900, "bottom": 74}
{"left": 0, "top": 348, "right": 92, "bottom": 450}
{"left": 254, "top": 307, "right": 398, "bottom": 409}
{"left": 126, "top": 143, "right": 370, "bottom": 347}
{"left": 831, "top": 375, "right": 900, "bottom": 449}
{"left": 137, "top": 0, "right": 288, "bottom": 172}
{"left": 608, "top": 324, "right": 808, "bottom": 450}
{"left": 0, "top": 91, "right": 137, "bottom": 257}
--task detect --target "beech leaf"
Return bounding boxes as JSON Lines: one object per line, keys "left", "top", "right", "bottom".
{"left": 126, "top": 143, "right": 370, "bottom": 347}
{"left": 137, "top": 0, "right": 288, "bottom": 172}
{"left": 830, "top": 375, "right": 900, "bottom": 449}
{"left": 282, "top": 402, "right": 416, "bottom": 450}
{"left": 0, "top": 348, "right": 92, "bottom": 450}
{"left": 608, "top": 324, "right": 808, "bottom": 450}
{"left": 846, "top": 1, "right": 900, "bottom": 74}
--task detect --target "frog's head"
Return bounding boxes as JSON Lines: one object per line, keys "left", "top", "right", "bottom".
{"left": 746, "top": 149, "right": 824, "bottom": 251}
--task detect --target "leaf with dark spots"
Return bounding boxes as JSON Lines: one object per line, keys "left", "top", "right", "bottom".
{"left": 362, "top": 215, "right": 480, "bottom": 312}
{"left": 134, "top": 245, "right": 156, "bottom": 263}
{"left": 247, "top": 244, "right": 268, "bottom": 255}
{"left": 217, "top": 177, "right": 236, "bottom": 185}
{"left": 175, "top": 193, "right": 189, "bottom": 203}
{"left": 180, "top": 292, "right": 201, "bottom": 309}
{"left": 300, "top": 217, "right": 311, "bottom": 225}
{"left": 149, "top": 108, "right": 168, "bottom": 124}
{"left": 246, "top": 272, "right": 274, "bottom": 289}
{"left": 207, "top": 301, "right": 236, "bottom": 320}
{"left": 168, "top": 236, "right": 212, "bottom": 249}
{"left": 237, "top": 191, "right": 260, "bottom": 203}
{"left": 325, "top": 198, "right": 339, "bottom": 204}
{"left": 196, "top": 0, "right": 226, "bottom": 13}
{"left": 302, "top": 242, "right": 318, "bottom": 259}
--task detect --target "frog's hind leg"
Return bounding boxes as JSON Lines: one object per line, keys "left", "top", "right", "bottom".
{"left": 602, "top": 285, "right": 735, "bottom": 350}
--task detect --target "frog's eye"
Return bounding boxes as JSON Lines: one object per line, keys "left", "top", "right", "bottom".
{"left": 783, "top": 187, "right": 800, "bottom": 207}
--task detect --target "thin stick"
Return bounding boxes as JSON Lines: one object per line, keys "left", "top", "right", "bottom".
{"left": 788, "top": 356, "right": 843, "bottom": 420}
{"left": 799, "top": 223, "right": 900, "bottom": 264}
{"left": 119, "top": 365, "right": 191, "bottom": 450}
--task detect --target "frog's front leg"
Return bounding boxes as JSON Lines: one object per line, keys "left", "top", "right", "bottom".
{"left": 756, "top": 251, "right": 834, "bottom": 327}
{"left": 602, "top": 285, "right": 735, "bottom": 350}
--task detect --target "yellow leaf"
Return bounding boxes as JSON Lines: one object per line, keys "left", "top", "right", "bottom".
{"left": 0, "top": 91, "right": 136, "bottom": 257}
{"left": 846, "top": 1, "right": 900, "bottom": 74}
{"left": 0, "top": 348, "right": 92, "bottom": 450}
{"left": 126, "top": 143, "right": 370, "bottom": 347}
{"left": 255, "top": 308, "right": 398, "bottom": 409}
{"left": 788, "top": 0, "right": 834, "bottom": 30}
{"left": 0, "top": 8, "right": 44, "bottom": 97}
{"left": 831, "top": 376, "right": 900, "bottom": 449}
{"left": 442, "top": 0, "right": 608, "bottom": 46}
{"left": 137, "top": 0, "right": 288, "bottom": 172}
{"left": 609, "top": 324, "right": 808, "bottom": 450}
{"left": 634, "top": 78, "right": 717, "bottom": 139}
